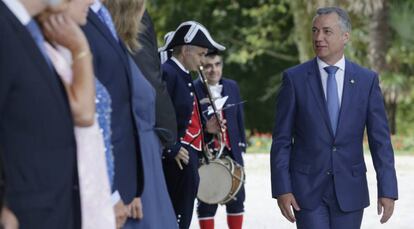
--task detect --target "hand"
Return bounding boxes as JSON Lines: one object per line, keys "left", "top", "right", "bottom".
{"left": 127, "top": 198, "right": 143, "bottom": 220}
{"left": 1, "top": 207, "right": 19, "bottom": 229}
{"left": 113, "top": 200, "right": 129, "bottom": 229}
{"left": 277, "top": 193, "right": 300, "bottom": 223}
{"left": 378, "top": 197, "right": 395, "bottom": 224}
{"left": 41, "top": 13, "right": 89, "bottom": 55}
{"left": 175, "top": 147, "right": 189, "bottom": 170}
{"left": 205, "top": 116, "right": 226, "bottom": 134}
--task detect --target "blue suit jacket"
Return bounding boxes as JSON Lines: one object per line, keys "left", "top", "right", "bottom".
{"left": 0, "top": 2, "right": 79, "bottom": 228}
{"left": 82, "top": 10, "right": 144, "bottom": 203}
{"left": 270, "top": 58, "right": 398, "bottom": 212}
{"left": 193, "top": 78, "right": 247, "bottom": 165}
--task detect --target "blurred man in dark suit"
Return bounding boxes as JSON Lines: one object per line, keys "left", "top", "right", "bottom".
{"left": 131, "top": 10, "right": 177, "bottom": 147}
{"left": 0, "top": 0, "right": 80, "bottom": 228}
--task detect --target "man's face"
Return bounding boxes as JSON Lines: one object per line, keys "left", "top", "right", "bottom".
{"left": 202, "top": 55, "right": 223, "bottom": 85}
{"left": 312, "top": 12, "right": 349, "bottom": 65}
{"left": 183, "top": 45, "right": 208, "bottom": 71}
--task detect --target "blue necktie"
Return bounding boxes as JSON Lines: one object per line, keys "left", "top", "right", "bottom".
{"left": 26, "top": 20, "right": 52, "bottom": 68}
{"left": 97, "top": 5, "right": 119, "bottom": 41}
{"left": 324, "top": 66, "right": 340, "bottom": 134}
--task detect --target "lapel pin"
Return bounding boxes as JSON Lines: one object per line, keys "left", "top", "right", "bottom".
{"left": 350, "top": 79, "right": 355, "bottom": 84}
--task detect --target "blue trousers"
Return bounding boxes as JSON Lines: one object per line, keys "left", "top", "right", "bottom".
{"left": 294, "top": 177, "right": 364, "bottom": 229}
{"left": 163, "top": 146, "right": 200, "bottom": 229}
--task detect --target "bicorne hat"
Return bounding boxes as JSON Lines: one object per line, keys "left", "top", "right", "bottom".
{"left": 158, "top": 21, "right": 225, "bottom": 52}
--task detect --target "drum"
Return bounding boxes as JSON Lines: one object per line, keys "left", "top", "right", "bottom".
{"left": 197, "top": 156, "right": 245, "bottom": 204}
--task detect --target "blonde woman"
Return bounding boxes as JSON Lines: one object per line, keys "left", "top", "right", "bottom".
{"left": 105, "top": 0, "right": 178, "bottom": 228}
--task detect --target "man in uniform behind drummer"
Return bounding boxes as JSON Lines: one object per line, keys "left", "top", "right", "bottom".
{"left": 159, "top": 21, "right": 225, "bottom": 229}
{"left": 194, "top": 51, "right": 247, "bottom": 229}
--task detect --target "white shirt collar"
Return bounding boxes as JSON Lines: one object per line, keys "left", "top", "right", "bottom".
{"left": 90, "top": 0, "right": 102, "bottom": 13}
{"left": 208, "top": 84, "right": 223, "bottom": 99}
{"left": 2, "top": 0, "right": 31, "bottom": 25}
{"left": 171, "top": 57, "right": 189, "bottom": 74}
{"left": 317, "top": 55, "right": 345, "bottom": 72}
{"left": 317, "top": 55, "right": 345, "bottom": 105}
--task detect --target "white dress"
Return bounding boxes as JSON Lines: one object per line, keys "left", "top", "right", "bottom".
{"left": 45, "top": 43, "right": 116, "bottom": 229}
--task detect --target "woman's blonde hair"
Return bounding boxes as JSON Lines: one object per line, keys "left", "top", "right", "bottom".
{"left": 104, "top": 0, "right": 146, "bottom": 53}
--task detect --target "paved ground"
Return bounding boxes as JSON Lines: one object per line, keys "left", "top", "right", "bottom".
{"left": 190, "top": 154, "right": 414, "bottom": 229}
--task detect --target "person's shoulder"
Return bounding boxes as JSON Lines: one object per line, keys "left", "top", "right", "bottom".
{"left": 346, "top": 59, "right": 376, "bottom": 75}
{"left": 162, "top": 59, "right": 178, "bottom": 73}
{"left": 346, "top": 59, "right": 377, "bottom": 82}
{"left": 222, "top": 77, "right": 239, "bottom": 88}
{"left": 285, "top": 59, "right": 314, "bottom": 73}
{"left": 162, "top": 59, "right": 183, "bottom": 79}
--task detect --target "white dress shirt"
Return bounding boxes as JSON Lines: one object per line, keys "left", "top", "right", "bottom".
{"left": 2, "top": 0, "right": 31, "bottom": 25}
{"left": 209, "top": 83, "right": 223, "bottom": 99}
{"left": 317, "top": 56, "right": 345, "bottom": 106}
{"left": 91, "top": 0, "right": 102, "bottom": 13}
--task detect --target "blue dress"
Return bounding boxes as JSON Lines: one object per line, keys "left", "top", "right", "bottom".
{"left": 124, "top": 55, "right": 177, "bottom": 229}
{"left": 95, "top": 79, "right": 115, "bottom": 188}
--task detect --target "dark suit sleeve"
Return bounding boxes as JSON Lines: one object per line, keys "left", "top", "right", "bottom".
{"left": 0, "top": 156, "right": 4, "bottom": 209}
{"left": 132, "top": 11, "right": 177, "bottom": 147}
{"left": 270, "top": 72, "right": 296, "bottom": 198}
{"left": 366, "top": 74, "right": 398, "bottom": 200}
{"left": 234, "top": 82, "right": 247, "bottom": 153}
{"left": 0, "top": 23, "right": 9, "bottom": 208}
{"left": 159, "top": 69, "right": 182, "bottom": 158}
{"left": 0, "top": 21, "right": 11, "bottom": 118}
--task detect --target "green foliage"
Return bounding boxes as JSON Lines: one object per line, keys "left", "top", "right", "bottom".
{"left": 389, "top": 0, "right": 414, "bottom": 48}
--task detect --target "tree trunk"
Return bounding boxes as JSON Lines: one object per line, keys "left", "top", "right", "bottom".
{"left": 368, "top": 0, "right": 389, "bottom": 73}
{"left": 290, "top": 0, "right": 314, "bottom": 63}
{"left": 367, "top": 0, "right": 397, "bottom": 133}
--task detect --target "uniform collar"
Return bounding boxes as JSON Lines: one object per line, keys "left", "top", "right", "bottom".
{"left": 171, "top": 56, "right": 190, "bottom": 74}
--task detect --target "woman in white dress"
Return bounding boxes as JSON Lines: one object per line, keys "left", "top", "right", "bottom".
{"left": 39, "top": 1, "right": 116, "bottom": 228}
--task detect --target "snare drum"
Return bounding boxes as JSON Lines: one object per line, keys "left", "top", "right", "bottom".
{"left": 197, "top": 156, "right": 245, "bottom": 204}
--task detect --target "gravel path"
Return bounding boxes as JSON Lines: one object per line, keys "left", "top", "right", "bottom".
{"left": 190, "top": 154, "right": 414, "bottom": 229}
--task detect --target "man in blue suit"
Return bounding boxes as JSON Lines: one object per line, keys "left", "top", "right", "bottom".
{"left": 82, "top": 1, "right": 144, "bottom": 228}
{"left": 194, "top": 52, "right": 247, "bottom": 229}
{"left": 0, "top": 0, "right": 80, "bottom": 228}
{"left": 270, "top": 6, "right": 398, "bottom": 229}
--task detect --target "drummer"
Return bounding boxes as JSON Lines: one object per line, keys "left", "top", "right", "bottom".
{"left": 159, "top": 21, "right": 225, "bottom": 229}
{"left": 194, "top": 50, "right": 247, "bottom": 229}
